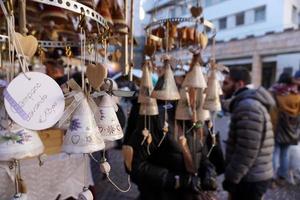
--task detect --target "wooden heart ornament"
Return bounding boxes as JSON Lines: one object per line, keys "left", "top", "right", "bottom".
{"left": 14, "top": 32, "right": 38, "bottom": 58}
{"left": 86, "top": 63, "right": 108, "bottom": 90}
{"left": 190, "top": 6, "right": 203, "bottom": 18}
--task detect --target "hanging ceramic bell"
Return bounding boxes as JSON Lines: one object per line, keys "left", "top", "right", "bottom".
{"left": 41, "top": 6, "right": 68, "bottom": 25}
{"left": 63, "top": 97, "right": 105, "bottom": 154}
{"left": 0, "top": 123, "right": 44, "bottom": 161}
{"left": 78, "top": 187, "right": 93, "bottom": 200}
{"left": 151, "top": 61, "right": 180, "bottom": 101}
{"left": 175, "top": 88, "right": 192, "bottom": 120}
{"left": 203, "top": 69, "right": 222, "bottom": 112}
{"left": 196, "top": 88, "right": 210, "bottom": 122}
{"left": 11, "top": 193, "right": 27, "bottom": 200}
{"left": 97, "top": 94, "right": 123, "bottom": 141}
{"left": 182, "top": 63, "right": 207, "bottom": 89}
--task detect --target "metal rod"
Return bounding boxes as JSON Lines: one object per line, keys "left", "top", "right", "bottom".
{"left": 124, "top": 0, "right": 129, "bottom": 76}
{"left": 129, "top": 0, "right": 134, "bottom": 81}
{"left": 18, "top": 0, "right": 27, "bottom": 35}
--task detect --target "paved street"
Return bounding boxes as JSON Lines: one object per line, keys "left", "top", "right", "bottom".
{"left": 92, "top": 148, "right": 300, "bottom": 200}
{"left": 92, "top": 116, "right": 300, "bottom": 200}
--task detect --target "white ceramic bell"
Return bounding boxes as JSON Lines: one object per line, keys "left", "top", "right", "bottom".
{"left": 78, "top": 187, "right": 93, "bottom": 200}
{"left": 63, "top": 97, "right": 105, "bottom": 154}
{"left": 0, "top": 123, "right": 44, "bottom": 161}
{"left": 182, "top": 64, "right": 207, "bottom": 89}
{"left": 97, "top": 94, "right": 123, "bottom": 141}
{"left": 11, "top": 193, "right": 27, "bottom": 200}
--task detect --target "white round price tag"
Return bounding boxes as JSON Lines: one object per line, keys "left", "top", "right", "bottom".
{"left": 4, "top": 72, "right": 65, "bottom": 130}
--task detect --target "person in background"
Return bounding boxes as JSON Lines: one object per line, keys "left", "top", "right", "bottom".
{"left": 44, "top": 59, "right": 67, "bottom": 86}
{"left": 269, "top": 72, "right": 300, "bottom": 186}
{"left": 222, "top": 67, "right": 274, "bottom": 200}
{"left": 294, "top": 70, "right": 300, "bottom": 91}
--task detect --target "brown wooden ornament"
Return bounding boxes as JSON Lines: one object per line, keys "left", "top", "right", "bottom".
{"left": 190, "top": 6, "right": 203, "bottom": 18}
{"left": 14, "top": 32, "right": 38, "bottom": 58}
{"left": 86, "top": 63, "right": 108, "bottom": 90}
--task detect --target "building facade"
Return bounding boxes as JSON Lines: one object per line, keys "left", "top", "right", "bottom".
{"left": 142, "top": 0, "right": 300, "bottom": 88}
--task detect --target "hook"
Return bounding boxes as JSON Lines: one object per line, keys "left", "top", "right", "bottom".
{"left": 65, "top": 45, "right": 72, "bottom": 58}
{"left": 79, "top": 10, "right": 86, "bottom": 29}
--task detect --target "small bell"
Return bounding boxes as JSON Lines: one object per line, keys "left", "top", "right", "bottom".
{"left": 182, "top": 57, "right": 207, "bottom": 89}
{"left": 78, "top": 187, "right": 93, "bottom": 200}
{"left": 0, "top": 123, "right": 44, "bottom": 161}
{"left": 138, "top": 62, "right": 158, "bottom": 116}
{"left": 11, "top": 193, "right": 27, "bottom": 200}
{"left": 175, "top": 88, "right": 193, "bottom": 120}
{"left": 63, "top": 97, "right": 105, "bottom": 154}
{"left": 203, "top": 68, "right": 222, "bottom": 112}
{"left": 151, "top": 60, "right": 180, "bottom": 101}
{"left": 97, "top": 94, "right": 123, "bottom": 141}
{"left": 196, "top": 89, "right": 211, "bottom": 122}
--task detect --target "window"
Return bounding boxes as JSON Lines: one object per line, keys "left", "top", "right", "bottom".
{"left": 236, "top": 12, "right": 245, "bottom": 26}
{"left": 255, "top": 6, "right": 266, "bottom": 22}
{"left": 181, "top": 5, "right": 188, "bottom": 15}
{"left": 292, "top": 5, "right": 298, "bottom": 24}
{"left": 205, "top": 0, "right": 213, "bottom": 6}
{"left": 170, "top": 7, "right": 176, "bottom": 17}
{"left": 219, "top": 17, "right": 227, "bottom": 30}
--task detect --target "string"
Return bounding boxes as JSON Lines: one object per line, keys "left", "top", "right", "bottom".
{"left": 88, "top": 153, "right": 132, "bottom": 193}
{"left": 1, "top": 2, "right": 30, "bottom": 80}
{"left": 14, "top": 160, "right": 19, "bottom": 195}
{"left": 83, "top": 154, "right": 87, "bottom": 189}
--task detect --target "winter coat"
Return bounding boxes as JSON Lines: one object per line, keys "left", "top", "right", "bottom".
{"left": 225, "top": 87, "right": 275, "bottom": 184}
{"left": 126, "top": 115, "right": 207, "bottom": 200}
{"left": 269, "top": 84, "right": 300, "bottom": 145}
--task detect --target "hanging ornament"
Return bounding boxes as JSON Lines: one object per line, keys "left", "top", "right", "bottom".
{"left": 86, "top": 63, "right": 108, "bottom": 90}
{"left": 196, "top": 88, "right": 211, "bottom": 122}
{"left": 62, "top": 97, "right": 105, "bottom": 154}
{"left": 11, "top": 193, "right": 27, "bottom": 200}
{"left": 203, "top": 61, "right": 222, "bottom": 112}
{"left": 138, "top": 61, "right": 158, "bottom": 116}
{"left": 14, "top": 32, "right": 38, "bottom": 59}
{"left": 190, "top": 6, "right": 203, "bottom": 18}
{"left": 97, "top": 94, "right": 123, "bottom": 141}
{"left": 175, "top": 87, "right": 193, "bottom": 120}
{"left": 0, "top": 123, "right": 44, "bottom": 161}
{"left": 78, "top": 186, "right": 93, "bottom": 200}
{"left": 151, "top": 57, "right": 180, "bottom": 100}
{"left": 182, "top": 53, "right": 207, "bottom": 89}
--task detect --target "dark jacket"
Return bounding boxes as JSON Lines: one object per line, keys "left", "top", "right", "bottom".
{"left": 127, "top": 115, "right": 206, "bottom": 200}
{"left": 225, "top": 87, "right": 275, "bottom": 184}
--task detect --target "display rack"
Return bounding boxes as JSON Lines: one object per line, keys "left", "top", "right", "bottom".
{"left": 0, "top": 34, "right": 79, "bottom": 47}
{"left": 31, "top": 0, "right": 109, "bottom": 29}
{"left": 145, "top": 17, "right": 216, "bottom": 37}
